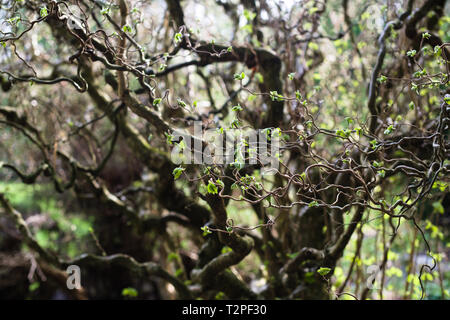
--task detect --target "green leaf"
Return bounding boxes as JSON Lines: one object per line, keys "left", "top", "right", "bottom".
{"left": 287, "top": 252, "right": 300, "bottom": 259}
{"left": 174, "top": 32, "right": 182, "bottom": 44}
{"left": 317, "top": 267, "right": 331, "bottom": 276}
{"left": 409, "top": 101, "right": 415, "bottom": 110}
{"left": 411, "top": 82, "right": 419, "bottom": 94}
{"left": 6, "top": 16, "right": 20, "bottom": 26}
{"left": 201, "top": 225, "right": 212, "bottom": 236}
{"left": 177, "top": 139, "right": 186, "bottom": 150}
{"left": 372, "top": 161, "right": 383, "bottom": 168}
{"left": 29, "top": 282, "right": 40, "bottom": 292}
{"left": 121, "top": 287, "right": 138, "bottom": 298}
{"left": 216, "top": 179, "right": 225, "bottom": 189}
{"left": 207, "top": 181, "right": 218, "bottom": 194}
{"left": 308, "top": 42, "right": 319, "bottom": 51}
{"left": 444, "top": 95, "right": 450, "bottom": 105}
{"left": 370, "top": 139, "right": 378, "bottom": 150}
{"left": 101, "top": 7, "right": 110, "bottom": 15}
{"left": 413, "top": 69, "right": 426, "bottom": 78}
{"left": 215, "top": 291, "right": 226, "bottom": 299}
{"left": 165, "top": 132, "right": 174, "bottom": 145}
{"left": 230, "top": 119, "right": 240, "bottom": 129}
{"left": 172, "top": 167, "right": 185, "bottom": 180}
{"left": 336, "top": 129, "right": 350, "bottom": 138}
{"left": 434, "top": 45, "right": 442, "bottom": 56}
{"left": 406, "top": 49, "right": 417, "bottom": 57}
{"left": 308, "top": 201, "right": 319, "bottom": 208}
{"left": 243, "top": 9, "right": 256, "bottom": 21}
{"left": 167, "top": 252, "right": 179, "bottom": 262}
{"left": 384, "top": 124, "right": 394, "bottom": 135}
{"left": 177, "top": 98, "right": 187, "bottom": 107}
{"left": 175, "top": 268, "right": 184, "bottom": 277}
{"left": 269, "top": 91, "right": 284, "bottom": 101}
{"left": 153, "top": 98, "right": 162, "bottom": 106}
{"left": 122, "top": 25, "right": 132, "bottom": 33}
{"left": 421, "top": 46, "right": 430, "bottom": 55}
{"left": 40, "top": 7, "right": 48, "bottom": 18}
{"left": 432, "top": 201, "right": 444, "bottom": 214}
{"left": 377, "top": 75, "right": 387, "bottom": 83}
{"left": 255, "top": 72, "right": 264, "bottom": 83}
{"left": 432, "top": 181, "right": 448, "bottom": 192}
{"left": 288, "top": 73, "right": 295, "bottom": 80}
{"left": 234, "top": 72, "right": 245, "bottom": 81}
{"left": 232, "top": 104, "right": 243, "bottom": 112}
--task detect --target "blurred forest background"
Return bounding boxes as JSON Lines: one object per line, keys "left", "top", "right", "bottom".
{"left": 0, "top": 0, "right": 449, "bottom": 300}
